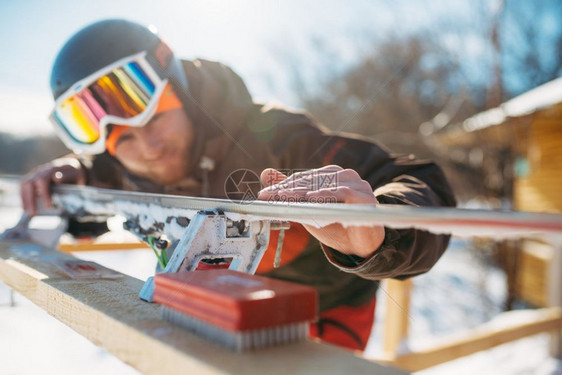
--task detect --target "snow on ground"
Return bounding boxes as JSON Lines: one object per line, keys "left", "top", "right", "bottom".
{"left": 0, "top": 177, "right": 145, "bottom": 374}
{"left": 1, "top": 177, "right": 561, "bottom": 374}
{"left": 366, "top": 238, "right": 562, "bottom": 374}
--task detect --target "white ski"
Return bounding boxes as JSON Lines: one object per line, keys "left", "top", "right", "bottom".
{"left": 2, "top": 184, "right": 561, "bottom": 301}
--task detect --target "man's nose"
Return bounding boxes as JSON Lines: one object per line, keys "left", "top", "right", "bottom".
{"left": 138, "top": 127, "right": 165, "bottom": 160}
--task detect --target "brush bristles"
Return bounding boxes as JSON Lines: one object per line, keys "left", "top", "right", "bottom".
{"left": 162, "top": 306, "right": 309, "bottom": 351}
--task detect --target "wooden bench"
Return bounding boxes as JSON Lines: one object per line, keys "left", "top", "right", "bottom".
{"left": 0, "top": 238, "right": 405, "bottom": 375}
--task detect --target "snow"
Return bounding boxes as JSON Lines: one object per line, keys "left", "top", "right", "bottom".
{"left": 365, "top": 239, "right": 562, "bottom": 374}
{"left": 1, "top": 177, "right": 561, "bottom": 374}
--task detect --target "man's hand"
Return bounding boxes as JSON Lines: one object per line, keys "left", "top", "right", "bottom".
{"left": 20, "top": 158, "right": 86, "bottom": 216}
{"left": 258, "top": 165, "right": 385, "bottom": 259}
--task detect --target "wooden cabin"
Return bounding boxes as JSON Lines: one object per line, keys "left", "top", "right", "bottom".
{"left": 435, "top": 77, "right": 562, "bottom": 213}
{"left": 434, "top": 77, "right": 562, "bottom": 309}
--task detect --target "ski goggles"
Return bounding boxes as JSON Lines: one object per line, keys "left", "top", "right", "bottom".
{"left": 49, "top": 51, "right": 168, "bottom": 154}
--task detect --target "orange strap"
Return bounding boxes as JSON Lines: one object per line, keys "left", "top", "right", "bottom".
{"left": 155, "top": 83, "right": 183, "bottom": 113}
{"left": 106, "top": 125, "right": 128, "bottom": 155}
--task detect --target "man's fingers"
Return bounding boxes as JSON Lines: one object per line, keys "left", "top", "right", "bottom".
{"left": 34, "top": 177, "right": 53, "bottom": 210}
{"left": 19, "top": 161, "right": 86, "bottom": 217}
{"left": 264, "top": 167, "right": 362, "bottom": 193}
{"left": 20, "top": 181, "right": 37, "bottom": 216}
{"left": 306, "top": 186, "right": 378, "bottom": 204}
{"left": 269, "top": 165, "right": 343, "bottom": 188}
{"left": 259, "top": 165, "right": 377, "bottom": 205}
{"left": 259, "top": 168, "right": 287, "bottom": 188}
{"left": 258, "top": 169, "right": 287, "bottom": 200}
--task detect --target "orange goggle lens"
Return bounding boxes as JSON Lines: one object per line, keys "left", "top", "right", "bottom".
{"left": 105, "top": 84, "right": 183, "bottom": 156}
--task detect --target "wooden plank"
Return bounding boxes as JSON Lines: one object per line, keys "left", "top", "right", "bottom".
{"left": 514, "top": 180, "right": 562, "bottom": 213}
{"left": 382, "top": 279, "right": 412, "bottom": 356}
{"left": 380, "top": 307, "right": 562, "bottom": 372}
{"left": 517, "top": 240, "right": 551, "bottom": 307}
{"left": 58, "top": 241, "right": 148, "bottom": 252}
{"left": 0, "top": 239, "right": 405, "bottom": 375}
{"left": 548, "top": 236, "right": 562, "bottom": 357}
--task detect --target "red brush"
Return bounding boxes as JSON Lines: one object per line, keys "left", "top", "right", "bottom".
{"left": 154, "top": 270, "right": 317, "bottom": 351}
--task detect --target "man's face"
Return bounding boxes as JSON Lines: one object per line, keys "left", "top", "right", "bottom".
{"left": 112, "top": 108, "right": 195, "bottom": 185}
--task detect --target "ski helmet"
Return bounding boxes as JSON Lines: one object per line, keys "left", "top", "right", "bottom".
{"left": 50, "top": 19, "right": 188, "bottom": 100}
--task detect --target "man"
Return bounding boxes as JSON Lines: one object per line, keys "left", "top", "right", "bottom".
{"left": 21, "top": 19, "right": 456, "bottom": 351}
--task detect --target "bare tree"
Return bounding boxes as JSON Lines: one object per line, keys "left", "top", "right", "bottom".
{"left": 300, "top": 34, "right": 484, "bottom": 159}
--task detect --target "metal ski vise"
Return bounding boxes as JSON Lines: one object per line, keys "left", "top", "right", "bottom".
{"left": 1, "top": 207, "right": 289, "bottom": 304}
{"left": 139, "top": 210, "right": 286, "bottom": 302}
{"left": 1, "top": 212, "right": 68, "bottom": 249}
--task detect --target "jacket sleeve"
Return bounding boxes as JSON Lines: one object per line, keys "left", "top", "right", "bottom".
{"left": 257, "top": 106, "right": 457, "bottom": 281}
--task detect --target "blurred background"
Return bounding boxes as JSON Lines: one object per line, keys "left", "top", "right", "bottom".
{"left": 1, "top": 0, "right": 561, "bottom": 205}
{"left": 0, "top": 0, "right": 561, "bottom": 374}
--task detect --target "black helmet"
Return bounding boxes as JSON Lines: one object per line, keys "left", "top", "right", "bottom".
{"left": 50, "top": 19, "right": 188, "bottom": 100}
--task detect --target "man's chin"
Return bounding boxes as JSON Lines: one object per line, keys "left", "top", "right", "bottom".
{"left": 148, "top": 165, "right": 189, "bottom": 186}
{"left": 151, "top": 174, "right": 182, "bottom": 186}
{"left": 144, "top": 156, "right": 190, "bottom": 186}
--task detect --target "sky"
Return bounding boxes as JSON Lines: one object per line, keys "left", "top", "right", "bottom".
{"left": 0, "top": 0, "right": 471, "bottom": 137}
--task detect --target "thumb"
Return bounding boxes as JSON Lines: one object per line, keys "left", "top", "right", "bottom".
{"left": 259, "top": 168, "right": 287, "bottom": 188}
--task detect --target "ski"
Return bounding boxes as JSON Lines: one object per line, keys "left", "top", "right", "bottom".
{"left": 47, "top": 184, "right": 562, "bottom": 238}
{"left": 2, "top": 184, "right": 562, "bottom": 301}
